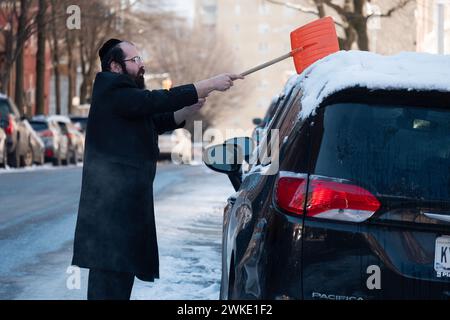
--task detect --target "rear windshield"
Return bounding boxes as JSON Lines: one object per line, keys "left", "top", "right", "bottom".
{"left": 29, "top": 121, "right": 48, "bottom": 132}
{"left": 311, "top": 103, "right": 450, "bottom": 201}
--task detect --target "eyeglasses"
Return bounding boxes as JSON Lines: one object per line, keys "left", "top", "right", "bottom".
{"left": 123, "top": 56, "right": 144, "bottom": 64}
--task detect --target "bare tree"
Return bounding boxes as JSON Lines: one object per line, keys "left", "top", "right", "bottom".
{"left": 14, "top": 0, "right": 31, "bottom": 116}
{"left": 65, "top": 28, "right": 77, "bottom": 114}
{"left": 149, "top": 21, "right": 248, "bottom": 132}
{"left": 35, "top": 0, "right": 47, "bottom": 115}
{"left": 48, "top": 0, "right": 81, "bottom": 115}
{"left": 48, "top": 0, "right": 62, "bottom": 114}
{"left": 74, "top": 0, "right": 140, "bottom": 104}
{"left": 52, "top": 0, "right": 82, "bottom": 115}
{"left": 1, "top": 0, "right": 70, "bottom": 115}
{"left": 265, "top": 0, "right": 413, "bottom": 51}
{"left": 0, "top": 0, "right": 36, "bottom": 114}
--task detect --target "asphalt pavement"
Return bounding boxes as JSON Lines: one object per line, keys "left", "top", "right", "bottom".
{"left": 0, "top": 162, "right": 234, "bottom": 299}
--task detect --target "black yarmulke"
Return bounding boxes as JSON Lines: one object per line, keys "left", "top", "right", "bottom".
{"left": 99, "top": 38, "right": 122, "bottom": 60}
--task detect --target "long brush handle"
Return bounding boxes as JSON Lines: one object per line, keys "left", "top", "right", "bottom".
{"left": 240, "top": 51, "right": 292, "bottom": 77}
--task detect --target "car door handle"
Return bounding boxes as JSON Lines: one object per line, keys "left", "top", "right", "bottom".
{"left": 227, "top": 192, "right": 238, "bottom": 205}
{"left": 227, "top": 196, "right": 236, "bottom": 205}
{"left": 423, "top": 212, "right": 450, "bottom": 223}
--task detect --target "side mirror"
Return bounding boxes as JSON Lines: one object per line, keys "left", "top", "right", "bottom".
{"left": 252, "top": 118, "right": 263, "bottom": 126}
{"left": 203, "top": 137, "right": 254, "bottom": 191}
{"left": 203, "top": 143, "right": 241, "bottom": 174}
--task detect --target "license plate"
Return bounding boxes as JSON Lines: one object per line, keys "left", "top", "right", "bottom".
{"left": 434, "top": 236, "right": 450, "bottom": 278}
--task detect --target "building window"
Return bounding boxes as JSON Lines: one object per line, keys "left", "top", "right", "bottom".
{"left": 235, "top": 4, "right": 241, "bottom": 15}
{"left": 283, "top": 6, "right": 296, "bottom": 17}
{"left": 258, "top": 23, "right": 270, "bottom": 34}
{"left": 258, "top": 42, "right": 269, "bottom": 53}
{"left": 258, "top": 79, "right": 269, "bottom": 90}
{"left": 258, "top": 98, "right": 267, "bottom": 108}
{"left": 259, "top": 2, "right": 270, "bottom": 15}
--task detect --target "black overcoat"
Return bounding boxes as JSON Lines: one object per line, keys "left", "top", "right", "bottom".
{"left": 72, "top": 72, "right": 198, "bottom": 281}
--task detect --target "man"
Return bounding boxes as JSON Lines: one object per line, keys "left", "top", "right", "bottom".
{"left": 72, "top": 39, "right": 243, "bottom": 300}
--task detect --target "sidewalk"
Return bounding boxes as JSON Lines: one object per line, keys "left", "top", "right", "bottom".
{"left": 132, "top": 164, "right": 234, "bottom": 300}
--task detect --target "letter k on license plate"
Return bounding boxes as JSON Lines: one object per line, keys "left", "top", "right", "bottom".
{"left": 435, "top": 236, "right": 450, "bottom": 278}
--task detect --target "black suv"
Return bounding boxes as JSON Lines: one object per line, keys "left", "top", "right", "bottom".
{"left": 203, "top": 55, "right": 450, "bottom": 300}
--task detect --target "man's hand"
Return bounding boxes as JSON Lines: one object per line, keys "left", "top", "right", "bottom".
{"left": 209, "top": 74, "right": 244, "bottom": 91}
{"left": 174, "top": 98, "right": 206, "bottom": 125}
{"left": 185, "top": 98, "right": 206, "bottom": 113}
{"left": 194, "top": 73, "right": 244, "bottom": 98}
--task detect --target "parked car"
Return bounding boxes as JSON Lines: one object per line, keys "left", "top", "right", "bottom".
{"left": 30, "top": 116, "right": 69, "bottom": 166}
{"left": 48, "top": 115, "right": 84, "bottom": 164}
{"left": 69, "top": 115, "right": 88, "bottom": 134}
{"left": 158, "top": 129, "right": 191, "bottom": 163}
{"left": 0, "top": 127, "right": 6, "bottom": 168}
{"left": 0, "top": 94, "right": 32, "bottom": 167}
{"left": 23, "top": 120, "right": 45, "bottom": 165}
{"left": 203, "top": 51, "right": 450, "bottom": 300}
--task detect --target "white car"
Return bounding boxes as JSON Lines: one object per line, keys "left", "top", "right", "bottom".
{"left": 47, "top": 115, "right": 85, "bottom": 163}
{"left": 0, "top": 127, "right": 6, "bottom": 168}
{"left": 158, "top": 129, "right": 191, "bottom": 164}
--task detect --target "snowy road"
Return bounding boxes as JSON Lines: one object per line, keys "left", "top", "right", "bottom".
{"left": 0, "top": 163, "right": 234, "bottom": 300}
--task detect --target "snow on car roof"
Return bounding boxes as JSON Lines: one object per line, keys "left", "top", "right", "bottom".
{"left": 283, "top": 73, "right": 300, "bottom": 96}
{"left": 47, "top": 115, "right": 71, "bottom": 123}
{"left": 296, "top": 50, "right": 450, "bottom": 120}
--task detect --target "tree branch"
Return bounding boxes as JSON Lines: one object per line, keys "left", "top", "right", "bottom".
{"left": 368, "top": 0, "right": 413, "bottom": 19}
{"left": 322, "top": 0, "right": 347, "bottom": 17}
{"left": 265, "top": 0, "right": 319, "bottom": 17}
{"left": 265, "top": 0, "right": 345, "bottom": 28}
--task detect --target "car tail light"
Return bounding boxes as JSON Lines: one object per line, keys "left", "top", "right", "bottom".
{"left": 275, "top": 172, "right": 308, "bottom": 215}
{"left": 40, "top": 130, "right": 53, "bottom": 137}
{"left": 5, "top": 114, "right": 14, "bottom": 135}
{"left": 275, "top": 172, "right": 381, "bottom": 223}
{"left": 45, "top": 149, "right": 54, "bottom": 158}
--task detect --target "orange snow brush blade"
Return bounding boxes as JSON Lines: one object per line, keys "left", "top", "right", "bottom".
{"left": 240, "top": 16, "right": 340, "bottom": 76}
{"left": 290, "top": 16, "right": 340, "bottom": 74}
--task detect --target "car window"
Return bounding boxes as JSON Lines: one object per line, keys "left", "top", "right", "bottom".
{"left": 254, "top": 86, "right": 302, "bottom": 167}
{"left": 58, "top": 122, "right": 69, "bottom": 134}
{"left": 310, "top": 103, "right": 450, "bottom": 201}
{"left": 277, "top": 92, "right": 301, "bottom": 147}
{"left": 50, "top": 122, "right": 61, "bottom": 134}
{"left": 262, "top": 99, "right": 279, "bottom": 126}
{"left": 29, "top": 121, "right": 48, "bottom": 132}
{"left": 265, "top": 89, "right": 295, "bottom": 131}
{"left": 0, "top": 100, "right": 11, "bottom": 122}
{"left": 6, "top": 99, "right": 20, "bottom": 117}
{"left": 71, "top": 118, "right": 88, "bottom": 131}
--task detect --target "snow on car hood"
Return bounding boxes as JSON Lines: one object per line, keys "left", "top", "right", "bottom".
{"left": 297, "top": 50, "right": 450, "bottom": 120}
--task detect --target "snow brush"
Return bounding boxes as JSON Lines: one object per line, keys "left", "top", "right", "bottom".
{"left": 240, "top": 16, "right": 340, "bottom": 77}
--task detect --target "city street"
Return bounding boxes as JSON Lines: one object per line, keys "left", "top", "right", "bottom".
{"left": 0, "top": 163, "right": 234, "bottom": 300}
{"left": 1, "top": 0, "right": 449, "bottom": 302}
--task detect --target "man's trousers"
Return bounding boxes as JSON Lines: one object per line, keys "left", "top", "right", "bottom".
{"left": 87, "top": 268, "right": 135, "bottom": 300}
